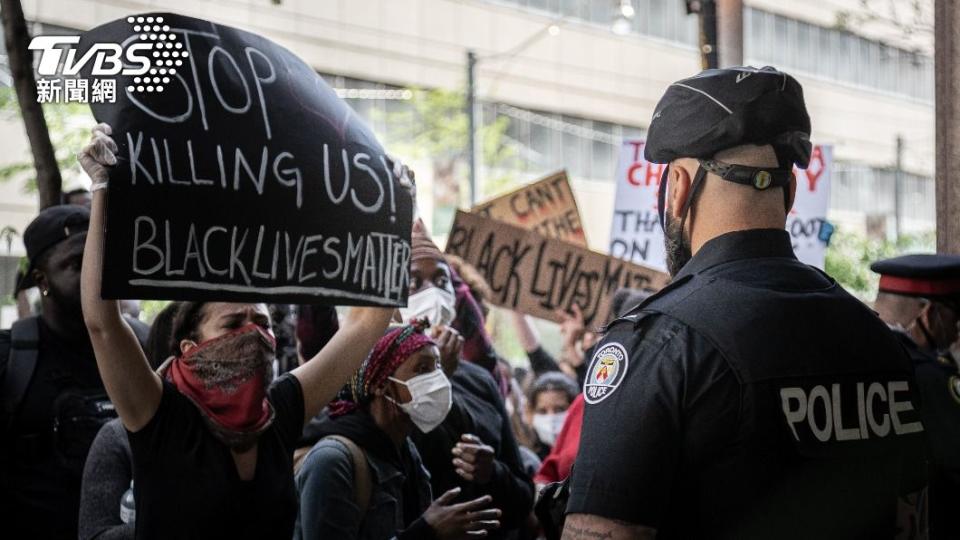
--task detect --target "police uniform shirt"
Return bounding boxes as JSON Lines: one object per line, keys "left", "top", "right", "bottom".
{"left": 891, "top": 330, "right": 960, "bottom": 540}
{"left": 567, "top": 229, "right": 927, "bottom": 540}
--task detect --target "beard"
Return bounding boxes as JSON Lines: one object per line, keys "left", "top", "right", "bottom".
{"left": 663, "top": 211, "right": 692, "bottom": 277}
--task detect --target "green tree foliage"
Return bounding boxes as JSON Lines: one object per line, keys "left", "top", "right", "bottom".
{"left": 0, "top": 87, "right": 94, "bottom": 191}
{"left": 376, "top": 88, "right": 514, "bottom": 233}
{"left": 824, "top": 229, "right": 935, "bottom": 300}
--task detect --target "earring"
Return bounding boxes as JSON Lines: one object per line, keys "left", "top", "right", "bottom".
{"left": 41, "top": 289, "right": 49, "bottom": 297}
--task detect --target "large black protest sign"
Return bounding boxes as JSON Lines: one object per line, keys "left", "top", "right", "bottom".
{"left": 79, "top": 13, "right": 412, "bottom": 305}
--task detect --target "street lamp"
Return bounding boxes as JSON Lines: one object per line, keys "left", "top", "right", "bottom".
{"left": 466, "top": 22, "right": 561, "bottom": 206}
{"left": 612, "top": 0, "right": 635, "bottom": 35}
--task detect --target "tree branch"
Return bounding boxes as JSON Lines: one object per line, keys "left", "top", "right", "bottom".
{"left": 1, "top": 0, "right": 62, "bottom": 208}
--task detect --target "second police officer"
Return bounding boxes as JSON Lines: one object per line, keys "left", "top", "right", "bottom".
{"left": 871, "top": 254, "right": 960, "bottom": 540}
{"left": 564, "top": 67, "right": 928, "bottom": 540}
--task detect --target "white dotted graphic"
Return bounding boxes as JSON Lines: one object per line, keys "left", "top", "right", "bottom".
{"left": 126, "top": 15, "right": 178, "bottom": 95}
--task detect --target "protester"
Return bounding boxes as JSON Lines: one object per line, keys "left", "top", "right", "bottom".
{"left": 119, "top": 300, "right": 141, "bottom": 320}
{"left": 444, "top": 249, "right": 502, "bottom": 379}
{"left": 533, "top": 394, "right": 583, "bottom": 489}
{"left": 142, "top": 303, "right": 180, "bottom": 370}
{"left": 512, "top": 288, "right": 650, "bottom": 385}
{"left": 79, "top": 302, "right": 180, "bottom": 540}
{"left": 524, "top": 372, "right": 578, "bottom": 461}
{"left": 500, "top": 359, "right": 539, "bottom": 470}
{"left": 528, "top": 291, "right": 653, "bottom": 534}
{"left": 294, "top": 321, "right": 501, "bottom": 539}
{"left": 565, "top": 67, "right": 927, "bottom": 539}
{"left": 269, "top": 304, "right": 299, "bottom": 375}
{"left": 406, "top": 225, "right": 534, "bottom": 539}
{"left": 296, "top": 305, "right": 340, "bottom": 365}
{"left": 0, "top": 204, "right": 148, "bottom": 539}
{"left": 446, "top": 254, "right": 494, "bottom": 320}
{"left": 63, "top": 187, "right": 92, "bottom": 207}
{"left": 77, "top": 123, "right": 405, "bottom": 539}
{"left": 871, "top": 255, "right": 960, "bottom": 540}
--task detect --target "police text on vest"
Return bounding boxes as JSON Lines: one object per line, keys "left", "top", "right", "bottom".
{"left": 780, "top": 382, "right": 923, "bottom": 442}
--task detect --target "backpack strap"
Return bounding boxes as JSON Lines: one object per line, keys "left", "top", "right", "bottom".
{"left": 325, "top": 435, "right": 373, "bottom": 518}
{"left": 2, "top": 317, "right": 40, "bottom": 429}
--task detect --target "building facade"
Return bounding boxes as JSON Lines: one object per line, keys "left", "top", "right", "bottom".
{"left": 0, "top": 0, "right": 936, "bottom": 300}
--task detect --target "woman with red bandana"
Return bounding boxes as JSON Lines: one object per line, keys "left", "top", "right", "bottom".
{"left": 78, "top": 123, "right": 406, "bottom": 539}
{"left": 294, "top": 321, "right": 501, "bottom": 539}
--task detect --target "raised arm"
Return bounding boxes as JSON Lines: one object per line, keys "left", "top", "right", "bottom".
{"left": 79, "top": 123, "right": 162, "bottom": 432}
{"left": 291, "top": 306, "right": 393, "bottom": 424}
{"left": 291, "top": 157, "right": 416, "bottom": 423}
{"left": 511, "top": 311, "right": 541, "bottom": 353}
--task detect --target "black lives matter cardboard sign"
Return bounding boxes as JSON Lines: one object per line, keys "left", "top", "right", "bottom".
{"left": 79, "top": 13, "right": 412, "bottom": 306}
{"left": 445, "top": 211, "right": 668, "bottom": 325}
{"left": 471, "top": 171, "right": 587, "bottom": 246}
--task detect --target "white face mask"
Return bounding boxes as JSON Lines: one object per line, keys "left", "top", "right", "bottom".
{"left": 532, "top": 411, "right": 567, "bottom": 447}
{"left": 399, "top": 287, "right": 456, "bottom": 327}
{"left": 387, "top": 370, "right": 453, "bottom": 433}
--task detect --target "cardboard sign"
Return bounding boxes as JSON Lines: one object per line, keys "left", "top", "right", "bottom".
{"left": 472, "top": 171, "right": 587, "bottom": 246}
{"left": 79, "top": 13, "right": 412, "bottom": 305}
{"left": 609, "top": 140, "right": 833, "bottom": 270}
{"left": 445, "top": 210, "right": 668, "bottom": 325}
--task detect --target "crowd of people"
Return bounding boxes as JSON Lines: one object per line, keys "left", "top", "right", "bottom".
{"left": 0, "top": 123, "right": 605, "bottom": 539}
{"left": 1, "top": 64, "right": 959, "bottom": 540}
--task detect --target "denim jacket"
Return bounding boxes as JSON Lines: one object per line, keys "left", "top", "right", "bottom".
{"left": 294, "top": 436, "right": 434, "bottom": 540}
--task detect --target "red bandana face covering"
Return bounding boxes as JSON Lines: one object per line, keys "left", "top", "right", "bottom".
{"left": 166, "top": 323, "right": 277, "bottom": 450}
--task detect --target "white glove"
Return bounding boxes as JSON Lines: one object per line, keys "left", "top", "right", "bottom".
{"left": 390, "top": 156, "right": 418, "bottom": 223}
{"left": 77, "top": 123, "right": 118, "bottom": 188}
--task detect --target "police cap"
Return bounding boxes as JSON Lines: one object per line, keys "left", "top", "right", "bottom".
{"left": 645, "top": 66, "right": 812, "bottom": 170}
{"left": 871, "top": 254, "right": 960, "bottom": 302}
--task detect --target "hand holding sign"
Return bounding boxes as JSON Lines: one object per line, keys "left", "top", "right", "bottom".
{"left": 77, "top": 123, "right": 119, "bottom": 185}
{"left": 78, "top": 13, "right": 413, "bottom": 305}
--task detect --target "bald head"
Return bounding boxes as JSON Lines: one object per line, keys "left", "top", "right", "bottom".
{"left": 664, "top": 144, "right": 797, "bottom": 254}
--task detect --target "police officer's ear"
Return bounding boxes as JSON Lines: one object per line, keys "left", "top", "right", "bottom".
{"left": 667, "top": 159, "right": 695, "bottom": 220}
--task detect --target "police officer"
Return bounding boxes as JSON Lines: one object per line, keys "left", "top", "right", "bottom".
{"left": 871, "top": 254, "right": 960, "bottom": 540}
{"left": 564, "top": 66, "right": 927, "bottom": 540}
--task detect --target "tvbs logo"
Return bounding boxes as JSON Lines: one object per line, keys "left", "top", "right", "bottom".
{"left": 30, "top": 35, "right": 152, "bottom": 77}
{"left": 29, "top": 16, "right": 184, "bottom": 104}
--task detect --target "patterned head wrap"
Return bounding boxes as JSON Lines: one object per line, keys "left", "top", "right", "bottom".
{"left": 329, "top": 319, "right": 436, "bottom": 417}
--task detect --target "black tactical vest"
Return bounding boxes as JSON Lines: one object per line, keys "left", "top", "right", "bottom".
{"left": 617, "top": 230, "right": 927, "bottom": 539}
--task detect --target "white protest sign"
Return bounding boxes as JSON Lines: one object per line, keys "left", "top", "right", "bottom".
{"left": 608, "top": 141, "right": 833, "bottom": 271}
{"left": 787, "top": 145, "right": 833, "bottom": 269}
{"left": 608, "top": 141, "right": 667, "bottom": 273}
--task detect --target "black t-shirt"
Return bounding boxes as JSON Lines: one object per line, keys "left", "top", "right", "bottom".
{"left": 128, "top": 373, "right": 304, "bottom": 540}
{"left": 4, "top": 319, "right": 103, "bottom": 539}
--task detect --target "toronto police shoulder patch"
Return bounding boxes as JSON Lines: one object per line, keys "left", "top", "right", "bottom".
{"left": 583, "top": 342, "right": 629, "bottom": 404}
{"left": 949, "top": 375, "right": 960, "bottom": 406}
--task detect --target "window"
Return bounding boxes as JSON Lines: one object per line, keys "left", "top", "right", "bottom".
{"left": 741, "top": 7, "right": 932, "bottom": 101}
